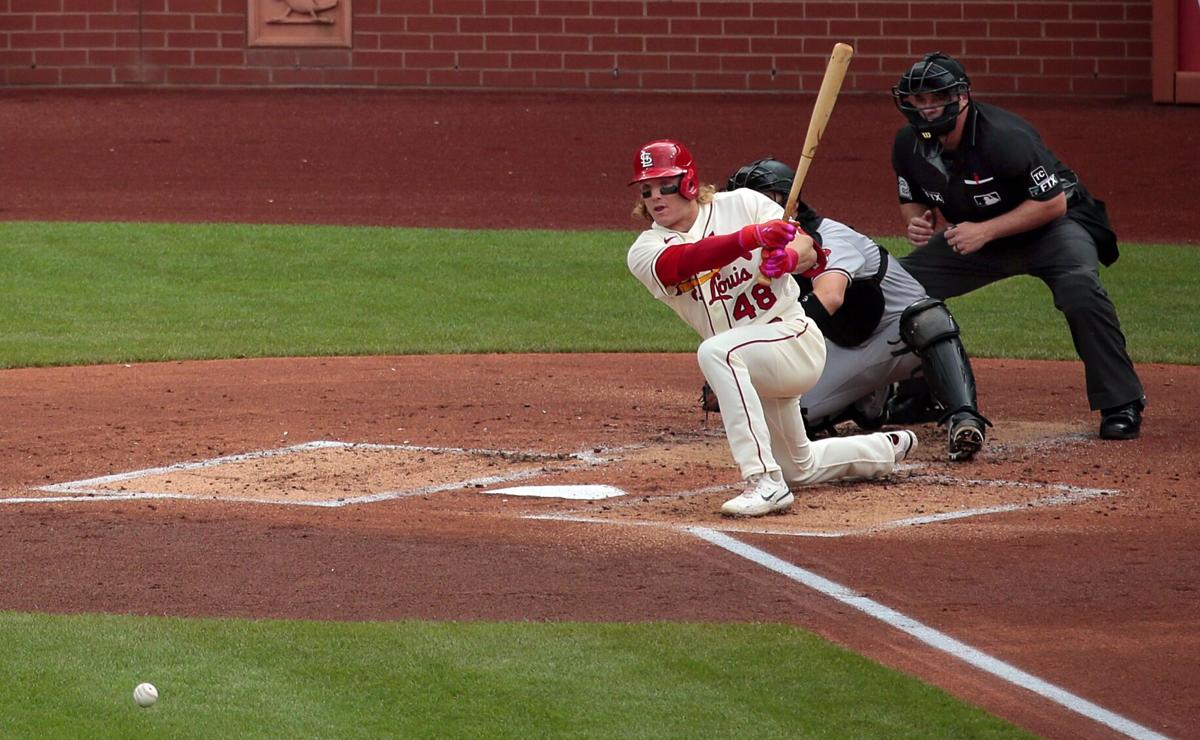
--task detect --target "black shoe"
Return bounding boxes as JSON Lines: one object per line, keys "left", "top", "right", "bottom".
{"left": 1099, "top": 400, "right": 1144, "bottom": 440}
{"left": 885, "top": 389, "right": 944, "bottom": 425}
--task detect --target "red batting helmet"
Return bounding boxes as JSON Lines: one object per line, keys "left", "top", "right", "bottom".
{"left": 629, "top": 139, "right": 700, "bottom": 199}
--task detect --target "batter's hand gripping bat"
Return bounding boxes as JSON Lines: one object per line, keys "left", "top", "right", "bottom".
{"left": 756, "top": 42, "right": 855, "bottom": 286}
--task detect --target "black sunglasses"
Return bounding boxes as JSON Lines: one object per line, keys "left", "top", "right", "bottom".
{"left": 640, "top": 181, "right": 681, "bottom": 199}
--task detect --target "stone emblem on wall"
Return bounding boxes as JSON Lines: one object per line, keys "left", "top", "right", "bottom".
{"left": 248, "top": 0, "right": 351, "bottom": 46}
{"left": 269, "top": 0, "right": 339, "bottom": 24}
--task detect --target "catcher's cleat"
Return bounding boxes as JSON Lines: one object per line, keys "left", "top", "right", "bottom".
{"left": 885, "top": 387, "right": 944, "bottom": 425}
{"left": 887, "top": 429, "right": 918, "bottom": 463}
{"left": 1099, "top": 399, "right": 1144, "bottom": 440}
{"left": 948, "top": 414, "right": 986, "bottom": 461}
{"left": 721, "top": 473, "right": 793, "bottom": 517}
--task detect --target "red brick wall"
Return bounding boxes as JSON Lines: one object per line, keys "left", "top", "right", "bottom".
{"left": 0, "top": 0, "right": 1152, "bottom": 96}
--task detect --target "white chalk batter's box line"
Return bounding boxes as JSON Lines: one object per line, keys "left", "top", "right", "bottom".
{"left": 14, "top": 442, "right": 1118, "bottom": 528}
{"left": 18, "top": 440, "right": 616, "bottom": 508}
{"left": 525, "top": 472, "right": 1120, "bottom": 538}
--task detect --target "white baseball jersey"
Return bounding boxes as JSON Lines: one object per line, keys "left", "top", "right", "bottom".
{"left": 625, "top": 189, "right": 903, "bottom": 495}
{"left": 626, "top": 189, "right": 803, "bottom": 338}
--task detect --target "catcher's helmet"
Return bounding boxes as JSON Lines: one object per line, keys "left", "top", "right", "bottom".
{"left": 892, "top": 52, "right": 971, "bottom": 139}
{"left": 629, "top": 139, "right": 700, "bottom": 199}
{"left": 725, "top": 157, "right": 817, "bottom": 221}
{"left": 726, "top": 157, "right": 795, "bottom": 200}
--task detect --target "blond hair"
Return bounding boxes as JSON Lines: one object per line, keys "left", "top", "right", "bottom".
{"left": 631, "top": 184, "right": 716, "bottom": 222}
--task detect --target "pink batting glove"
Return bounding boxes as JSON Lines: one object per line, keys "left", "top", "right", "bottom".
{"left": 758, "top": 219, "right": 797, "bottom": 249}
{"left": 759, "top": 246, "right": 800, "bottom": 279}
{"left": 737, "top": 219, "right": 797, "bottom": 251}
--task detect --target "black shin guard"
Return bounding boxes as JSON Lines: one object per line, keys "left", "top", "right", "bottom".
{"left": 899, "top": 299, "right": 988, "bottom": 425}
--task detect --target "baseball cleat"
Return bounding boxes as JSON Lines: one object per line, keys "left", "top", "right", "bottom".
{"left": 887, "top": 430, "right": 918, "bottom": 463}
{"left": 948, "top": 415, "right": 986, "bottom": 461}
{"left": 721, "top": 473, "right": 794, "bottom": 517}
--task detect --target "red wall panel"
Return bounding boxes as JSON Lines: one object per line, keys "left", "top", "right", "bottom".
{"left": 1181, "top": 0, "right": 1200, "bottom": 70}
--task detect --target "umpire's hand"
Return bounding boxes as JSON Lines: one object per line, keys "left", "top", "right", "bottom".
{"left": 907, "top": 209, "right": 937, "bottom": 247}
{"left": 945, "top": 221, "right": 989, "bottom": 255}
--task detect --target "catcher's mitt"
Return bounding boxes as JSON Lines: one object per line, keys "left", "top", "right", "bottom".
{"left": 700, "top": 382, "right": 720, "bottom": 413}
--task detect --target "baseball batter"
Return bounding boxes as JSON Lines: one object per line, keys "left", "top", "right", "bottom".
{"left": 625, "top": 139, "right": 917, "bottom": 518}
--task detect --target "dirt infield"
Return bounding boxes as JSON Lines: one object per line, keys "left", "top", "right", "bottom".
{"left": 2, "top": 90, "right": 1199, "bottom": 737}
{"left": 3, "top": 356, "right": 1197, "bottom": 737}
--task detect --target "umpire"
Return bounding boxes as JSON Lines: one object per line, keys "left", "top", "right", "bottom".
{"left": 890, "top": 52, "right": 1145, "bottom": 440}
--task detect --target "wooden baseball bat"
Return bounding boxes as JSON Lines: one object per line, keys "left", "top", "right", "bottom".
{"left": 757, "top": 42, "right": 855, "bottom": 285}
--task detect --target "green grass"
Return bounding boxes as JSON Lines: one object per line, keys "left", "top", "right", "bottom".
{"left": 0, "top": 222, "right": 670, "bottom": 366}
{"left": 0, "top": 612, "right": 1027, "bottom": 739}
{"left": 2, "top": 222, "right": 1195, "bottom": 368}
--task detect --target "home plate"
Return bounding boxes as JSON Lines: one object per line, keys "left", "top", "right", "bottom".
{"left": 487, "top": 484, "right": 627, "bottom": 500}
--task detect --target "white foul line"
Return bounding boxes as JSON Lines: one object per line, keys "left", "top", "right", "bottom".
{"left": 689, "top": 526, "right": 1167, "bottom": 740}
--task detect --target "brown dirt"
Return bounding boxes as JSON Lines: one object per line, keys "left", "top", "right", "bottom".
{"left": 1, "top": 90, "right": 1197, "bottom": 738}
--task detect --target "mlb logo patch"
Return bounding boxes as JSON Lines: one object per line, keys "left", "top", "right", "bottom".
{"left": 973, "top": 191, "right": 1002, "bottom": 207}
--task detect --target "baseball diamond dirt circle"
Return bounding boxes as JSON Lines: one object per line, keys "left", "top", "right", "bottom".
{"left": 1, "top": 90, "right": 1199, "bottom": 738}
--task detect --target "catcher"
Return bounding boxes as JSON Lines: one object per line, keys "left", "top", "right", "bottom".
{"left": 711, "top": 157, "right": 990, "bottom": 461}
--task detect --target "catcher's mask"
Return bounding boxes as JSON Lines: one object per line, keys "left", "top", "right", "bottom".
{"left": 892, "top": 52, "right": 971, "bottom": 139}
{"left": 629, "top": 139, "right": 700, "bottom": 200}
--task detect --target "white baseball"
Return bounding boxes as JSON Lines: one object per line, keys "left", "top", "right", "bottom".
{"left": 133, "top": 682, "right": 158, "bottom": 707}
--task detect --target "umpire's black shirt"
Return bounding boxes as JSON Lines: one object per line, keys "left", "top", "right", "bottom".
{"left": 891, "top": 101, "right": 1078, "bottom": 225}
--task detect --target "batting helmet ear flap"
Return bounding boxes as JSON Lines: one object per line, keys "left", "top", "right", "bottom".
{"left": 678, "top": 165, "right": 699, "bottom": 200}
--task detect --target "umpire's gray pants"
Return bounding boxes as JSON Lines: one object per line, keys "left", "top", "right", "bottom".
{"left": 900, "top": 216, "right": 1143, "bottom": 411}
